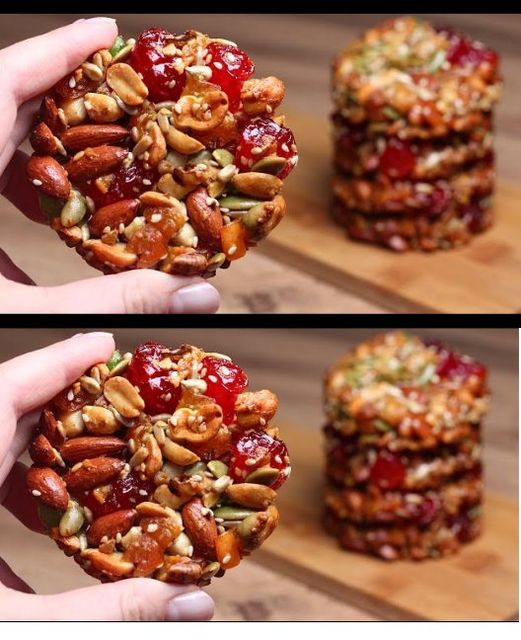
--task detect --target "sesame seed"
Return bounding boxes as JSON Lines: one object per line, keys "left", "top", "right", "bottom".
{"left": 138, "top": 489, "right": 148, "bottom": 496}
{"left": 245, "top": 458, "right": 257, "bottom": 466}
{"left": 32, "top": 179, "right": 43, "bottom": 186}
{"left": 222, "top": 554, "right": 231, "bottom": 564}
{"left": 31, "top": 490, "right": 42, "bottom": 497}
{"left": 147, "top": 523, "right": 159, "bottom": 533}
{"left": 228, "top": 245, "right": 237, "bottom": 256}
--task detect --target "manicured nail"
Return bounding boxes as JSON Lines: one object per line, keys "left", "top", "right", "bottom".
{"left": 166, "top": 590, "right": 214, "bottom": 621}
{"left": 83, "top": 17, "right": 117, "bottom": 23}
{"left": 170, "top": 283, "right": 220, "bottom": 314}
{"left": 77, "top": 331, "right": 114, "bottom": 339}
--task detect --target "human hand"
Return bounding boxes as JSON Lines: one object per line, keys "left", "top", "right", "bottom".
{"left": 0, "top": 333, "right": 215, "bottom": 620}
{"left": 0, "top": 18, "right": 220, "bottom": 314}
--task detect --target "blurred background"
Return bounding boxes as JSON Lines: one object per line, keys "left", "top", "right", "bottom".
{"left": 1, "top": 15, "right": 520, "bottom": 313}
{"left": 0, "top": 327, "right": 517, "bottom": 619}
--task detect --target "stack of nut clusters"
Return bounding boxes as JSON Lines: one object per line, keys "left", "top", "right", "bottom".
{"left": 27, "top": 28, "right": 297, "bottom": 277}
{"left": 331, "top": 17, "right": 502, "bottom": 251}
{"left": 323, "top": 332, "right": 489, "bottom": 560}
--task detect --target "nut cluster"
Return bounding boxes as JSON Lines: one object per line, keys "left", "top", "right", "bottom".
{"left": 26, "top": 344, "right": 288, "bottom": 585}
{"left": 26, "top": 29, "right": 296, "bottom": 277}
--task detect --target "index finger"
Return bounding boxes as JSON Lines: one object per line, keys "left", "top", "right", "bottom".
{"left": 1, "top": 18, "right": 118, "bottom": 106}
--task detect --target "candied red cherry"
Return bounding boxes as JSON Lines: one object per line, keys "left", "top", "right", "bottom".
{"left": 128, "top": 27, "right": 186, "bottom": 102}
{"left": 202, "top": 356, "right": 248, "bottom": 424}
{"left": 406, "top": 496, "right": 440, "bottom": 527}
{"left": 369, "top": 450, "right": 406, "bottom": 490}
{"left": 428, "top": 341, "right": 487, "bottom": 382}
{"left": 417, "top": 184, "right": 451, "bottom": 217}
{"left": 85, "top": 160, "right": 157, "bottom": 209}
{"left": 235, "top": 118, "right": 297, "bottom": 179}
{"left": 78, "top": 471, "right": 154, "bottom": 519}
{"left": 207, "top": 42, "right": 254, "bottom": 112}
{"left": 229, "top": 430, "right": 290, "bottom": 489}
{"left": 126, "top": 342, "right": 182, "bottom": 414}
{"left": 379, "top": 138, "right": 416, "bottom": 180}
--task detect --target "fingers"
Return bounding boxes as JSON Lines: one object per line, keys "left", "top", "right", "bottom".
{"left": 1, "top": 18, "right": 118, "bottom": 106}
{"left": 1, "top": 580, "right": 214, "bottom": 621}
{"left": 0, "top": 558, "right": 34, "bottom": 594}
{"left": 0, "top": 332, "right": 115, "bottom": 418}
{"left": 0, "top": 462, "right": 44, "bottom": 534}
{"left": 0, "top": 251, "right": 35, "bottom": 285}
{"left": 0, "top": 271, "right": 220, "bottom": 314}
{"left": 0, "top": 151, "right": 45, "bottom": 225}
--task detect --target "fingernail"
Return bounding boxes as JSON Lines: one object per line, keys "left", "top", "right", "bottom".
{"left": 83, "top": 17, "right": 117, "bottom": 23}
{"left": 170, "top": 283, "right": 220, "bottom": 314}
{"left": 73, "top": 331, "right": 114, "bottom": 340}
{"left": 166, "top": 590, "right": 214, "bottom": 621}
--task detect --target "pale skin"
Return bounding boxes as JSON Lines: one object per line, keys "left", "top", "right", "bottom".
{"left": 0, "top": 18, "right": 220, "bottom": 314}
{"left": 0, "top": 332, "right": 215, "bottom": 620}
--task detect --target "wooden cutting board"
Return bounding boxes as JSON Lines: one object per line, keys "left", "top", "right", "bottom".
{"left": 254, "top": 422, "right": 519, "bottom": 621}
{"left": 262, "top": 113, "right": 521, "bottom": 313}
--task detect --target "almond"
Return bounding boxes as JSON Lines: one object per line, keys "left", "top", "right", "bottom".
{"left": 63, "top": 456, "right": 125, "bottom": 491}
{"left": 59, "top": 436, "right": 126, "bottom": 463}
{"left": 30, "top": 122, "right": 61, "bottom": 155}
{"left": 181, "top": 497, "right": 218, "bottom": 560}
{"left": 103, "top": 376, "right": 145, "bottom": 418}
{"left": 39, "top": 408, "right": 65, "bottom": 446}
{"left": 40, "top": 96, "right": 64, "bottom": 134}
{"left": 86, "top": 509, "right": 137, "bottom": 546}
{"left": 65, "top": 145, "right": 128, "bottom": 181}
{"left": 61, "top": 124, "right": 129, "bottom": 151}
{"left": 82, "top": 549, "right": 134, "bottom": 577}
{"left": 27, "top": 155, "right": 71, "bottom": 200}
{"left": 225, "top": 483, "right": 276, "bottom": 510}
{"left": 89, "top": 199, "right": 140, "bottom": 237}
{"left": 29, "top": 434, "right": 63, "bottom": 467}
{"left": 186, "top": 186, "right": 223, "bottom": 251}
{"left": 26, "top": 466, "right": 69, "bottom": 511}
{"left": 83, "top": 240, "right": 137, "bottom": 269}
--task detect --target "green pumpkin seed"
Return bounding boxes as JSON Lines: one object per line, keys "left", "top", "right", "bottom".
{"left": 39, "top": 194, "right": 66, "bottom": 220}
{"left": 207, "top": 460, "right": 228, "bottom": 478}
{"left": 212, "top": 148, "right": 234, "bottom": 167}
{"left": 202, "top": 561, "right": 221, "bottom": 577}
{"left": 219, "top": 196, "right": 262, "bottom": 211}
{"left": 37, "top": 503, "right": 63, "bottom": 530}
{"left": 373, "top": 419, "right": 392, "bottom": 433}
{"left": 251, "top": 155, "right": 287, "bottom": 175}
{"left": 185, "top": 461, "right": 207, "bottom": 477}
{"left": 213, "top": 506, "right": 257, "bottom": 521}
{"left": 244, "top": 466, "right": 279, "bottom": 485}
{"left": 237, "top": 512, "right": 263, "bottom": 539}
{"left": 109, "top": 35, "right": 126, "bottom": 58}
{"left": 61, "top": 191, "right": 87, "bottom": 228}
{"left": 189, "top": 150, "right": 212, "bottom": 165}
{"left": 59, "top": 501, "right": 85, "bottom": 537}
{"left": 106, "top": 350, "right": 123, "bottom": 371}
{"left": 207, "top": 180, "right": 227, "bottom": 198}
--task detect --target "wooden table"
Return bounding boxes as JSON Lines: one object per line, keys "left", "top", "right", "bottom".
{"left": 0, "top": 328, "right": 517, "bottom": 619}
{"left": 0, "top": 14, "right": 520, "bottom": 313}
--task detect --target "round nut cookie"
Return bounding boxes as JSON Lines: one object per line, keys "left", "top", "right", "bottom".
{"left": 26, "top": 342, "right": 290, "bottom": 585}
{"left": 26, "top": 28, "right": 298, "bottom": 277}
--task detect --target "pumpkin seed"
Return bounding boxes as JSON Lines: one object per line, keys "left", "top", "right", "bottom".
{"left": 106, "top": 350, "right": 123, "bottom": 371}
{"left": 37, "top": 503, "right": 63, "bottom": 529}
{"left": 109, "top": 36, "right": 126, "bottom": 58}
{"left": 213, "top": 475, "right": 232, "bottom": 493}
{"left": 208, "top": 460, "right": 229, "bottom": 478}
{"left": 237, "top": 512, "right": 263, "bottom": 539}
{"left": 39, "top": 194, "right": 65, "bottom": 219}
{"left": 59, "top": 501, "right": 85, "bottom": 537}
{"left": 185, "top": 461, "right": 207, "bottom": 477}
{"left": 202, "top": 561, "right": 221, "bottom": 577}
{"left": 189, "top": 150, "right": 212, "bottom": 165}
{"left": 219, "top": 195, "right": 262, "bottom": 211}
{"left": 213, "top": 506, "right": 257, "bottom": 521}
{"left": 244, "top": 466, "right": 280, "bottom": 485}
{"left": 212, "top": 148, "right": 234, "bottom": 167}
{"left": 251, "top": 155, "right": 287, "bottom": 175}
{"left": 61, "top": 191, "right": 87, "bottom": 228}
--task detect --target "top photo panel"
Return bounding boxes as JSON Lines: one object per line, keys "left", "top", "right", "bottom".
{"left": 0, "top": 13, "right": 517, "bottom": 314}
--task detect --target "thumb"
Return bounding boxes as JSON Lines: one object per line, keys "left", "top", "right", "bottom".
{"left": 3, "top": 271, "right": 220, "bottom": 314}
{"left": 3, "top": 580, "right": 214, "bottom": 621}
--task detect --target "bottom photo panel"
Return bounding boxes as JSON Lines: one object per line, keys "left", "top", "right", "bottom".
{"left": 0, "top": 328, "right": 518, "bottom": 622}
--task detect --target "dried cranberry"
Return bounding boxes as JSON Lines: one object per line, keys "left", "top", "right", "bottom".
{"left": 202, "top": 356, "right": 248, "bottom": 424}
{"left": 337, "top": 124, "right": 366, "bottom": 150}
{"left": 449, "top": 509, "right": 477, "bottom": 543}
{"left": 407, "top": 497, "right": 439, "bottom": 527}
{"left": 440, "top": 28, "right": 499, "bottom": 68}
{"left": 85, "top": 160, "right": 157, "bottom": 208}
{"left": 79, "top": 471, "right": 154, "bottom": 519}
{"left": 228, "top": 430, "right": 290, "bottom": 489}
{"left": 369, "top": 451, "right": 406, "bottom": 490}
{"left": 128, "top": 27, "right": 186, "bottom": 102}
{"left": 207, "top": 42, "right": 254, "bottom": 112}
{"left": 235, "top": 118, "right": 297, "bottom": 178}
{"left": 126, "top": 342, "right": 182, "bottom": 415}
{"left": 428, "top": 341, "right": 487, "bottom": 382}
{"left": 379, "top": 139, "right": 416, "bottom": 180}
{"left": 417, "top": 185, "right": 451, "bottom": 217}
{"left": 459, "top": 200, "right": 488, "bottom": 234}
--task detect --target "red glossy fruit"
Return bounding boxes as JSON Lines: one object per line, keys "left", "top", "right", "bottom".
{"left": 228, "top": 430, "right": 290, "bottom": 489}
{"left": 235, "top": 118, "right": 297, "bottom": 179}
{"left": 128, "top": 27, "right": 186, "bottom": 102}
{"left": 78, "top": 471, "right": 154, "bottom": 519}
{"left": 85, "top": 159, "right": 157, "bottom": 208}
{"left": 407, "top": 496, "right": 440, "bottom": 527}
{"left": 207, "top": 42, "right": 254, "bottom": 112}
{"left": 460, "top": 199, "right": 489, "bottom": 234}
{"left": 428, "top": 341, "right": 487, "bottom": 382}
{"left": 417, "top": 185, "right": 451, "bottom": 217}
{"left": 379, "top": 139, "right": 416, "bottom": 180}
{"left": 202, "top": 356, "right": 248, "bottom": 424}
{"left": 436, "top": 27, "right": 499, "bottom": 68}
{"left": 369, "top": 451, "right": 406, "bottom": 490}
{"left": 126, "top": 342, "right": 182, "bottom": 415}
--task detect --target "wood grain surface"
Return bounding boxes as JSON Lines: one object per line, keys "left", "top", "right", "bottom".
{"left": 0, "top": 14, "right": 520, "bottom": 313}
{"left": 0, "top": 328, "right": 517, "bottom": 620}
